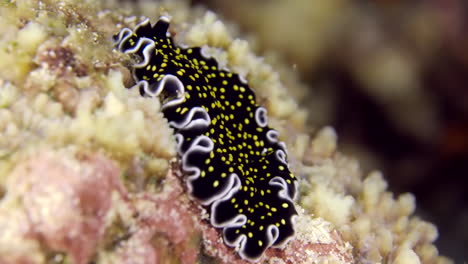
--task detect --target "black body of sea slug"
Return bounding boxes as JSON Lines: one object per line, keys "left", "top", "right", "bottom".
{"left": 113, "top": 16, "right": 298, "bottom": 261}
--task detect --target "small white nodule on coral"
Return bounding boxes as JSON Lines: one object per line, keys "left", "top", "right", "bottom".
{"left": 394, "top": 248, "right": 421, "bottom": 264}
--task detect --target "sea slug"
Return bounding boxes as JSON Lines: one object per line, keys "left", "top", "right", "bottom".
{"left": 113, "top": 16, "right": 298, "bottom": 261}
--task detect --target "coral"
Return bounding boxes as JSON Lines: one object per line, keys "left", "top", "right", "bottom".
{"left": 298, "top": 127, "right": 452, "bottom": 264}
{"left": 0, "top": 0, "right": 452, "bottom": 264}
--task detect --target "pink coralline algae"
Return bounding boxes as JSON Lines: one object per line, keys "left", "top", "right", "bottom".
{"left": 113, "top": 170, "right": 199, "bottom": 264}
{"left": 0, "top": 152, "right": 122, "bottom": 264}
{"left": 0, "top": 152, "right": 201, "bottom": 264}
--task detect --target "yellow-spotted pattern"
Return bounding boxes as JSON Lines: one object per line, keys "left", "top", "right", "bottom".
{"left": 114, "top": 17, "right": 298, "bottom": 261}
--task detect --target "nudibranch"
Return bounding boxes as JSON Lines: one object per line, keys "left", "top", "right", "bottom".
{"left": 113, "top": 16, "right": 298, "bottom": 261}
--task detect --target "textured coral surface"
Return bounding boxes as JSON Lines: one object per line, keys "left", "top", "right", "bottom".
{"left": 0, "top": 0, "right": 453, "bottom": 263}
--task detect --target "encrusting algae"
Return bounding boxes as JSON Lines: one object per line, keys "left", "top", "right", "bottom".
{"left": 0, "top": 0, "right": 452, "bottom": 264}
